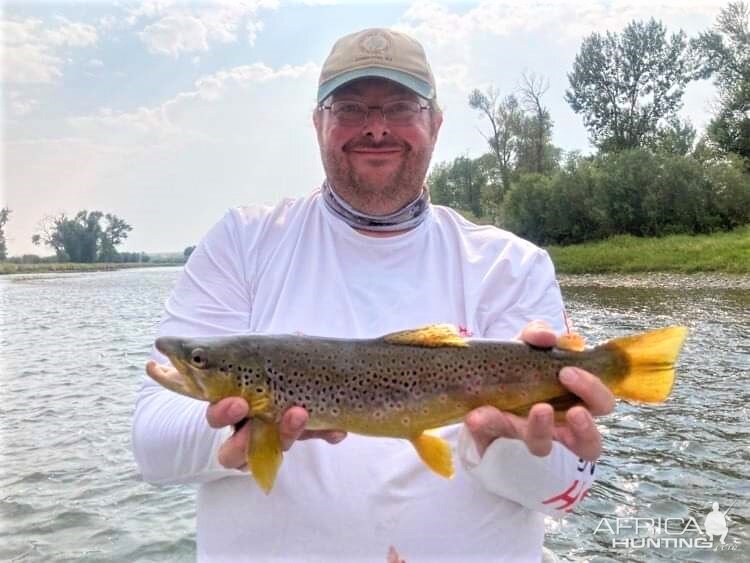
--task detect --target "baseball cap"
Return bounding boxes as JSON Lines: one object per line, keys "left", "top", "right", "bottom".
{"left": 317, "top": 28, "right": 436, "bottom": 104}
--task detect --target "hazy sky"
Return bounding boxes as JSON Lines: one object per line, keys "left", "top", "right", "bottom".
{"left": 2, "top": 0, "right": 724, "bottom": 255}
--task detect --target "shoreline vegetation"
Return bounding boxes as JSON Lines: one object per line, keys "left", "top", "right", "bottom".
{"left": 547, "top": 226, "right": 749, "bottom": 274}
{"left": 1, "top": 226, "right": 747, "bottom": 276}
{"left": 0, "top": 261, "right": 183, "bottom": 275}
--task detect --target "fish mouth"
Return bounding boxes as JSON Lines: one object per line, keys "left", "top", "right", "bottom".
{"left": 151, "top": 337, "right": 207, "bottom": 400}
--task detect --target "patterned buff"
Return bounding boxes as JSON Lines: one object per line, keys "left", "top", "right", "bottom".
{"left": 321, "top": 180, "right": 431, "bottom": 232}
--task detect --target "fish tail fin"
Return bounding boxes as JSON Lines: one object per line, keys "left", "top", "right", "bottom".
{"left": 248, "top": 418, "right": 283, "bottom": 494}
{"left": 411, "top": 432, "right": 454, "bottom": 479}
{"left": 605, "top": 326, "right": 688, "bottom": 403}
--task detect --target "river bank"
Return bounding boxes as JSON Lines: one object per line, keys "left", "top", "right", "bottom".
{"left": 0, "top": 261, "right": 182, "bottom": 275}
{"left": 548, "top": 226, "right": 749, "bottom": 274}
{"left": 2, "top": 227, "right": 748, "bottom": 276}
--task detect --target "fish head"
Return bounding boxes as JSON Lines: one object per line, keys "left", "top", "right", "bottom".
{"left": 153, "top": 336, "right": 245, "bottom": 402}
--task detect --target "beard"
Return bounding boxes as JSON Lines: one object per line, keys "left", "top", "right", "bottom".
{"left": 321, "top": 136, "right": 434, "bottom": 215}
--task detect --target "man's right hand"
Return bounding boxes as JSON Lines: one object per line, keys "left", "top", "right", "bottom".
{"left": 206, "top": 398, "right": 347, "bottom": 469}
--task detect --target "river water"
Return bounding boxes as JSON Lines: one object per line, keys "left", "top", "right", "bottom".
{"left": 1, "top": 268, "right": 747, "bottom": 562}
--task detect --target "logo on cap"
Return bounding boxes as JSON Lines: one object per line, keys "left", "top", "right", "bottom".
{"left": 358, "top": 30, "right": 391, "bottom": 56}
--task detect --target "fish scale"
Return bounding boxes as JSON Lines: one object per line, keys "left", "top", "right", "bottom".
{"left": 149, "top": 323, "right": 687, "bottom": 493}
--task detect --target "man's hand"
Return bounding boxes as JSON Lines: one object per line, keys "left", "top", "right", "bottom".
{"left": 464, "top": 321, "right": 615, "bottom": 462}
{"left": 207, "top": 399, "right": 347, "bottom": 470}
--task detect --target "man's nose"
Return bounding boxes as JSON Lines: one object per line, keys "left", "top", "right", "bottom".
{"left": 361, "top": 109, "right": 390, "bottom": 137}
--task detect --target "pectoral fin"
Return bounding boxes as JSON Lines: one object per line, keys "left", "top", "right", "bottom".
{"left": 247, "top": 418, "right": 283, "bottom": 494}
{"left": 410, "top": 432, "right": 454, "bottom": 478}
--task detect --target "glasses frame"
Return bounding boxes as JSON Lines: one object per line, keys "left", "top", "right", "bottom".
{"left": 319, "top": 99, "right": 432, "bottom": 127}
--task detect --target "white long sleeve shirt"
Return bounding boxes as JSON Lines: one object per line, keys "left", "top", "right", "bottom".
{"left": 132, "top": 191, "right": 596, "bottom": 562}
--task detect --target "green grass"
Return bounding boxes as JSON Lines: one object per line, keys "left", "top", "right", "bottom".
{"left": 0, "top": 262, "right": 182, "bottom": 275}
{"left": 547, "top": 226, "right": 750, "bottom": 274}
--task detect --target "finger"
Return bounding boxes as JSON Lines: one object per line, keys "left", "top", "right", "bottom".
{"left": 217, "top": 418, "right": 252, "bottom": 468}
{"left": 298, "top": 430, "right": 348, "bottom": 444}
{"left": 206, "top": 397, "right": 249, "bottom": 428}
{"left": 465, "top": 406, "right": 522, "bottom": 457}
{"left": 518, "top": 320, "right": 557, "bottom": 348}
{"left": 279, "top": 407, "right": 309, "bottom": 451}
{"left": 523, "top": 404, "right": 554, "bottom": 457}
{"left": 559, "top": 367, "right": 615, "bottom": 416}
{"left": 560, "top": 406, "right": 602, "bottom": 461}
{"left": 146, "top": 360, "right": 169, "bottom": 378}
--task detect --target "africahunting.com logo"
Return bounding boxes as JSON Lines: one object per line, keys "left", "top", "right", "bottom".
{"left": 594, "top": 500, "right": 740, "bottom": 551}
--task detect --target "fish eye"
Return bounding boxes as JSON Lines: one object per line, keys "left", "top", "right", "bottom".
{"left": 190, "top": 348, "right": 207, "bottom": 368}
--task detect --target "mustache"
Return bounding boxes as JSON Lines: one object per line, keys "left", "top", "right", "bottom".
{"left": 343, "top": 138, "right": 409, "bottom": 151}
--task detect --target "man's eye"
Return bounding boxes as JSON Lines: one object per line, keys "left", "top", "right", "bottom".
{"left": 336, "top": 103, "right": 365, "bottom": 114}
{"left": 387, "top": 102, "right": 414, "bottom": 113}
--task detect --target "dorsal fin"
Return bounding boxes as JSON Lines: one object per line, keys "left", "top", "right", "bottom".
{"left": 557, "top": 333, "right": 586, "bottom": 352}
{"left": 382, "top": 324, "right": 468, "bottom": 348}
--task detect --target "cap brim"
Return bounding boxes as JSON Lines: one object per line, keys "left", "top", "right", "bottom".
{"left": 317, "top": 68, "right": 433, "bottom": 103}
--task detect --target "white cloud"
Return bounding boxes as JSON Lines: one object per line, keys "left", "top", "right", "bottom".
{"left": 45, "top": 18, "right": 98, "bottom": 47}
{"left": 0, "top": 16, "right": 97, "bottom": 84}
{"left": 131, "top": 0, "right": 279, "bottom": 57}
{"left": 88, "top": 58, "right": 104, "bottom": 67}
{"left": 140, "top": 14, "right": 209, "bottom": 56}
{"left": 6, "top": 91, "right": 39, "bottom": 117}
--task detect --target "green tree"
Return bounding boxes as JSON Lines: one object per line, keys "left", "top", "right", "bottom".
{"left": 32, "top": 210, "right": 132, "bottom": 262}
{"left": 566, "top": 19, "right": 696, "bottom": 152}
{"left": 184, "top": 246, "right": 196, "bottom": 260}
{"left": 468, "top": 88, "right": 522, "bottom": 201}
{"left": 428, "top": 155, "right": 488, "bottom": 217}
{"left": 0, "top": 207, "right": 10, "bottom": 260}
{"left": 516, "top": 72, "right": 560, "bottom": 174}
{"left": 99, "top": 213, "right": 133, "bottom": 262}
{"left": 692, "top": 2, "right": 750, "bottom": 162}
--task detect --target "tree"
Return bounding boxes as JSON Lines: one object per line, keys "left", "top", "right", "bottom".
{"left": 565, "top": 19, "right": 696, "bottom": 152}
{"left": 32, "top": 210, "right": 132, "bottom": 262}
{"left": 184, "top": 246, "right": 196, "bottom": 260}
{"left": 428, "top": 155, "right": 488, "bottom": 217}
{"left": 692, "top": 2, "right": 750, "bottom": 162}
{"left": 0, "top": 207, "right": 10, "bottom": 260}
{"left": 100, "top": 213, "right": 133, "bottom": 262}
{"left": 468, "top": 88, "right": 522, "bottom": 201}
{"left": 516, "top": 72, "right": 559, "bottom": 174}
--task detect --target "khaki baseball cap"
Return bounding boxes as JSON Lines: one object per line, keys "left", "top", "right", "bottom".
{"left": 317, "top": 28, "right": 436, "bottom": 103}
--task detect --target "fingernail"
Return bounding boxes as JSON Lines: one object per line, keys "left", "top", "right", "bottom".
{"left": 229, "top": 403, "right": 246, "bottom": 418}
{"left": 570, "top": 409, "right": 589, "bottom": 429}
{"left": 559, "top": 367, "right": 578, "bottom": 385}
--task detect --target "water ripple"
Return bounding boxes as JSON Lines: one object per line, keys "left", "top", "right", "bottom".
{"left": 2, "top": 269, "right": 748, "bottom": 561}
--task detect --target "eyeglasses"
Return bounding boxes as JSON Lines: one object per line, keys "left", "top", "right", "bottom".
{"left": 320, "top": 100, "right": 431, "bottom": 127}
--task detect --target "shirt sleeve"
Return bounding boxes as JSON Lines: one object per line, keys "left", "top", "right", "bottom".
{"left": 462, "top": 244, "right": 596, "bottom": 515}
{"left": 132, "top": 209, "right": 256, "bottom": 485}
{"left": 457, "top": 426, "right": 597, "bottom": 516}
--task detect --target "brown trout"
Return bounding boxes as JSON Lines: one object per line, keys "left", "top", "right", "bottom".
{"left": 149, "top": 324, "right": 687, "bottom": 493}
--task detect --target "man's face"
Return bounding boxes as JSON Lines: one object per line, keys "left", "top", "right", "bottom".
{"left": 313, "top": 77, "right": 442, "bottom": 213}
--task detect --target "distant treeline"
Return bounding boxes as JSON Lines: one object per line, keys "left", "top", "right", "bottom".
{"left": 430, "top": 4, "right": 750, "bottom": 245}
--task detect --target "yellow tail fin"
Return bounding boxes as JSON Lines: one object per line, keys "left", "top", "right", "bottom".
{"left": 605, "top": 326, "right": 688, "bottom": 403}
{"left": 248, "top": 418, "right": 283, "bottom": 494}
{"left": 411, "top": 432, "right": 454, "bottom": 478}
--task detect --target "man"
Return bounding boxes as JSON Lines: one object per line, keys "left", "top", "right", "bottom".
{"left": 133, "top": 28, "right": 614, "bottom": 562}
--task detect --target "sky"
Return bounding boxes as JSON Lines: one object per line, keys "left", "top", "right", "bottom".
{"left": 1, "top": 0, "right": 727, "bottom": 256}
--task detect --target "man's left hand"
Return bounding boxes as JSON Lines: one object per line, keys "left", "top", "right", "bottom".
{"left": 464, "top": 321, "right": 615, "bottom": 462}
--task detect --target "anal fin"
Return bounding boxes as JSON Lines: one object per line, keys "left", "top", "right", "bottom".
{"left": 411, "top": 432, "right": 454, "bottom": 478}
{"left": 247, "top": 417, "right": 283, "bottom": 494}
